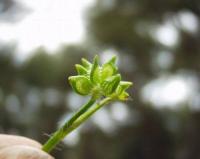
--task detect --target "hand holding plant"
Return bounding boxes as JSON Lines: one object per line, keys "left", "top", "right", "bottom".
{"left": 42, "top": 55, "right": 132, "bottom": 153}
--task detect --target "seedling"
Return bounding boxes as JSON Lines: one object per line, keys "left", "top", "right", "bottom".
{"left": 42, "top": 55, "right": 132, "bottom": 153}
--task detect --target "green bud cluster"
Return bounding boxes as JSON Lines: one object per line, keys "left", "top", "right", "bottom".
{"left": 68, "top": 55, "right": 132, "bottom": 101}
{"left": 42, "top": 55, "right": 133, "bottom": 153}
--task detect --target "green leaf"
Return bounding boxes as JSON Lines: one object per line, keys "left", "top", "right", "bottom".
{"left": 81, "top": 58, "right": 92, "bottom": 69}
{"left": 101, "top": 56, "right": 117, "bottom": 80}
{"left": 68, "top": 76, "right": 93, "bottom": 95}
{"left": 101, "top": 74, "right": 121, "bottom": 95}
{"left": 90, "top": 55, "right": 101, "bottom": 83}
{"left": 75, "top": 64, "right": 88, "bottom": 75}
{"left": 116, "top": 81, "right": 133, "bottom": 95}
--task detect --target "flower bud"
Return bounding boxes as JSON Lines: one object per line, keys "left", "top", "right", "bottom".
{"left": 75, "top": 64, "right": 88, "bottom": 75}
{"left": 108, "top": 56, "right": 117, "bottom": 65}
{"left": 81, "top": 58, "right": 92, "bottom": 69}
{"left": 116, "top": 81, "right": 132, "bottom": 95}
{"left": 69, "top": 55, "right": 132, "bottom": 100}
{"left": 101, "top": 56, "right": 117, "bottom": 80}
{"left": 68, "top": 76, "right": 93, "bottom": 95}
{"left": 118, "top": 91, "right": 130, "bottom": 101}
{"left": 101, "top": 74, "right": 121, "bottom": 95}
{"left": 90, "top": 55, "right": 101, "bottom": 83}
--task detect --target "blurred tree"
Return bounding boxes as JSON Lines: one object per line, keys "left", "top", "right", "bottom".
{"left": 0, "top": 45, "right": 18, "bottom": 92}
{"left": 22, "top": 45, "right": 89, "bottom": 89}
{"left": 84, "top": 0, "right": 200, "bottom": 159}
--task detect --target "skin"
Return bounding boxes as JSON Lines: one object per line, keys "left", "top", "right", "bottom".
{"left": 0, "top": 135, "right": 54, "bottom": 159}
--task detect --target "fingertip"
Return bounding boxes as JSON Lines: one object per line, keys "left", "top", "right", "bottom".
{"left": 0, "top": 135, "right": 41, "bottom": 150}
{"left": 0, "top": 145, "right": 54, "bottom": 159}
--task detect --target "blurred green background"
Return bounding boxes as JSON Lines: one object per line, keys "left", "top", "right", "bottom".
{"left": 0, "top": 0, "right": 200, "bottom": 158}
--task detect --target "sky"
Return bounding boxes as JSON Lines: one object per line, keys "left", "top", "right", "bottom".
{"left": 141, "top": 74, "right": 199, "bottom": 109}
{"left": 0, "top": 0, "right": 95, "bottom": 59}
{"left": 0, "top": 1, "right": 198, "bottom": 61}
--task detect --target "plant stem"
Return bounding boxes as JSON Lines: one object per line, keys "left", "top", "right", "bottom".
{"left": 42, "top": 97, "right": 95, "bottom": 152}
{"left": 70, "top": 97, "right": 112, "bottom": 129}
{"left": 63, "top": 97, "right": 96, "bottom": 130}
{"left": 42, "top": 97, "right": 112, "bottom": 153}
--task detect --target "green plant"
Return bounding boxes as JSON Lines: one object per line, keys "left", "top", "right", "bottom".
{"left": 42, "top": 55, "right": 132, "bottom": 153}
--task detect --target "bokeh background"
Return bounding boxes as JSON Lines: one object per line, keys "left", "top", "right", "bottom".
{"left": 0, "top": 0, "right": 200, "bottom": 158}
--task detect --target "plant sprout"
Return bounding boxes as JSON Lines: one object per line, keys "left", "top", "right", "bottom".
{"left": 42, "top": 55, "right": 132, "bottom": 153}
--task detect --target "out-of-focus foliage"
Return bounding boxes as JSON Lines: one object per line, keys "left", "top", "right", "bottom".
{"left": 0, "top": 0, "right": 200, "bottom": 159}
{"left": 85, "top": 0, "right": 200, "bottom": 159}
